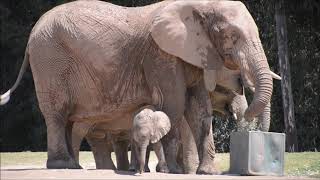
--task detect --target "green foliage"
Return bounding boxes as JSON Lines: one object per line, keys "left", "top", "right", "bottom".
{"left": 0, "top": 0, "right": 319, "bottom": 152}
{"left": 285, "top": 2, "right": 320, "bottom": 151}
{"left": 0, "top": 0, "right": 54, "bottom": 151}
{"left": 213, "top": 116, "right": 236, "bottom": 153}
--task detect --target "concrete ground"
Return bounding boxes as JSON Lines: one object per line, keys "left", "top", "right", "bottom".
{"left": 1, "top": 152, "right": 317, "bottom": 179}
{"left": 1, "top": 165, "right": 313, "bottom": 180}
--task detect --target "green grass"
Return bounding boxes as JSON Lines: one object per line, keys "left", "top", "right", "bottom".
{"left": 1, "top": 152, "right": 319, "bottom": 177}
{"left": 0, "top": 151, "right": 48, "bottom": 167}
{"left": 284, "top": 152, "right": 320, "bottom": 178}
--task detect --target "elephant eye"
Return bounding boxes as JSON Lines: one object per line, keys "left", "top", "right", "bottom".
{"left": 225, "top": 104, "right": 232, "bottom": 115}
{"left": 222, "top": 28, "right": 239, "bottom": 43}
{"left": 231, "top": 32, "right": 239, "bottom": 44}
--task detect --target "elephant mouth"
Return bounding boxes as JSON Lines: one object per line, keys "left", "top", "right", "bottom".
{"left": 224, "top": 57, "right": 239, "bottom": 70}
{"left": 210, "top": 85, "right": 235, "bottom": 116}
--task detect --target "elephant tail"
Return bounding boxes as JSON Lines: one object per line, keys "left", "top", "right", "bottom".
{"left": 0, "top": 46, "right": 30, "bottom": 105}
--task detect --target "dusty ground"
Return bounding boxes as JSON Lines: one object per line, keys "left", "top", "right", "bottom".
{"left": 1, "top": 152, "right": 318, "bottom": 179}
{"left": 1, "top": 166, "right": 313, "bottom": 180}
{"left": 1, "top": 164, "right": 314, "bottom": 180}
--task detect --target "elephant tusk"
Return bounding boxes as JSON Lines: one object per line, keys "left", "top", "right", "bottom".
{"left": 233, "top": 113, "right": 238, "bottom": 120}
{"left": 0, "top": 90, "right": 11, "bottom": 105}
{"left": 270, "top": 70, "right": 281, "bottom": 80}
{"left": 249, "top": 86, "right": 255, "bottom": 92}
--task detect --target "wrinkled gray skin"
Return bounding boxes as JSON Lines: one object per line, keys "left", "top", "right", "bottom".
{"left": 0, "top": 1, "right": 279, "bottom": 173}
{"left": 132, "top": 108, "right": 170, "bottom": 174}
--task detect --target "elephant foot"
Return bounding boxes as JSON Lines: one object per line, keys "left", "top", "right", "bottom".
{"left": 196, "top": 164, "right": 220, "bottom": 175}
{"left": 128, "top": 164, "right": 136, "bottom": 172}
{"left": 128, "top": 164, "right": 150, "bottom": 172}
{"left": 96, "top": 164, "right": 116, "bottom": 170}
{"left": 144, "top": 165, "right": 150, "bottom": 172}
{"left": 167, "top": 162, "right": 183, "bottom": 174}
{"left": 47, "top": 159, "right": 82, "bottom": 169}
{"left": 156, "top": 163, "right": 170, "bottom": 173}
{"left": 183, "top": 166, "right": 197, "bottom": 174}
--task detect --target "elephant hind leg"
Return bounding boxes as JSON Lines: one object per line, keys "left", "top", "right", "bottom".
{"left": 35, "top": 81, "right": 80, "bottom": 169}
{"left": 72, "top": 122, "right": 92, "bottom": 164}
{"left": 87, "top": 136, "right": 116, "bottom": 170}
{"left": 45, "top": 115, "right": 81, "bottom": 169}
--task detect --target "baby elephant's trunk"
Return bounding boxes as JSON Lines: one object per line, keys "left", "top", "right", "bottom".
{"left": 138, "top": 144, "right": 148, "bottom": 174}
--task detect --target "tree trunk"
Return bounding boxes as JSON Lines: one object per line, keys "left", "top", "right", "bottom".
{"left": 275, "top": 0, "right": 298, "bottom": 152}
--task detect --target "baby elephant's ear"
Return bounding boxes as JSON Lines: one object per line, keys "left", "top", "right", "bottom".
{"left": 151, "top": 111, "right": 171, "bottom": 144}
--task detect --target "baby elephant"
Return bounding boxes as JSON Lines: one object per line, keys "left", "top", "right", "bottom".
{"left": 132, "top": 108, "right": 170, "bottom": 174}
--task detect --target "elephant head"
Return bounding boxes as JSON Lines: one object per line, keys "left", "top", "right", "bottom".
{"left": 151, "top": 0, "right": 281, "bottom": 120}
{"left": 132, "top": 108, "right": 171, "bottom": 173}
{"left": 210, "top": 84, "right": 270, "bottom": 132}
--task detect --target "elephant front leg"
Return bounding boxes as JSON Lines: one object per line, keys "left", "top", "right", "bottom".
{"left": 129, "top": 142, "right": 151, "bottom": 172}
{"left": 184, "top": 82, "right": 219, "bottom": 175}
{"left": 197, "top": 117, "right": 220, "bottom": 174}
{"left": 153, "top": 141, "right": 169, "bottom": 173}
{"left": 143, "top": 58, "right": 186, "bottom": 174}
{"left": 144, "top": 146, "right": 151, "bottom": 172}
{"left": 179, "top": 116, "right": 199, "bottom": 174}
{"left": 161, "top": 128, "right": 183, "bottom": 174}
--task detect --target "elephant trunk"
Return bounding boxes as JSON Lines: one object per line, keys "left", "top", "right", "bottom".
{"left": 244, "top": 44, "right": 273, "bottom": 120}
{"left": 137, "top": 144, "right": 148, "bottom": 174}
{"left": 257, "top": 102, "right": 271, "bottom": 131}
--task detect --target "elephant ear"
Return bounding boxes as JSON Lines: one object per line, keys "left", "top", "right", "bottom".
{"left": 151, "top": 111, "right": 171, "bottom": 144}
{"left": 151, "top": 1, "right": 224, "bottom": 91}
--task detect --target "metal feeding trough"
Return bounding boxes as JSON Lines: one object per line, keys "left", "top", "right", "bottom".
{"left": 230, "top": 131, "right": 285, "bottom": 176}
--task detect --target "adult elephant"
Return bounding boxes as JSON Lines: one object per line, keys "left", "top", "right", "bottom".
{"left": 0, "top": 0, "right": 279, "bottom": 173}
